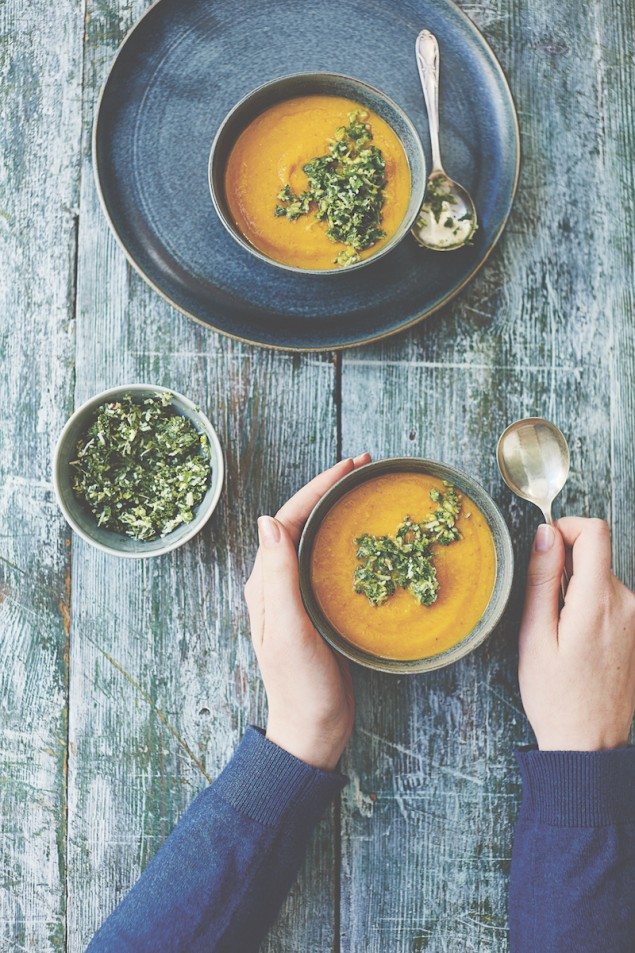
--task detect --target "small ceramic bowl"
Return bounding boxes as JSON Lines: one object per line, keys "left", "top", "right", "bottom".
{"left": 52, "top": 384, "right": 224, "bottom": 558}
{"left": 298, "top": 457, "right": 514, "bottom": 674}
{"left": 209, "top": 72, "right": 426, "bottom": 275}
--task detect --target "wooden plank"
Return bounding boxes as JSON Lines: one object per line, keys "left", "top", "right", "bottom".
{"left": 66, "top": 3, "right": 338, "bottom": 950}
{"left": 601, "top": 0, "right": 635, "bottom": 587}
{"left": 0, "top": 1, "right": 83, "bottom": 950}
{"left": 339, "top": 0, "right": 630, "bottom": 950}
{"left": 3, "top": 0, "right": 633, "bottom": 950}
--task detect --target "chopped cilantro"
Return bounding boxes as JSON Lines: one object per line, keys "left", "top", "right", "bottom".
{"left": 424, "top": 176, "right": 457, "bottom": 222}
{"left": 354, "top": 483, "right": 462, "bottom": 607}
{"left": 70, "top": 393, "right": 211, "bottom": 541}
{"left": 274, "top": 111, "right": 387, "bottom": 265}
{"left": 335, "top": 248, "right": 360, "bottom": 267}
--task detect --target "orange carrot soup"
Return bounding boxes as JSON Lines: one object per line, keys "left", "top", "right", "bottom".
{"left": 310, "top": 473, "right": 496, "bottom": 661}
{"left": 224, "top": 95, "right": 411, "bottom": 270}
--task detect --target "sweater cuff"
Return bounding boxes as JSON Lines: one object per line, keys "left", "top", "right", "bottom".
{"left": 516, "top": 746, "right": 635, "bottom": 827}
{"left": 212, "top": 726, "right": 347, "bottom": 828}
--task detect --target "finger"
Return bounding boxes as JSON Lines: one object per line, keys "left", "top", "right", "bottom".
{"left": 519, "top": 523, "right": 566, "bottom": 650}
{"left": 244, "top": 555, "right": 265, "bottom": 648}
{"left": 247, "top": 452, "right": 372, "bottom": 627}
{"left": 257, "top": 516, "right": 308, "bottom": 643}
{"left": 275, "top": 454, "right": 370, "bottom": 543}
{"left": 554, "top": 517, "right": 613, "bottom": 584}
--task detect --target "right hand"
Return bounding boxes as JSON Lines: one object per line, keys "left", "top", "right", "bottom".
{"left": 518, "top": 517, "right": 635, "bottom": 751}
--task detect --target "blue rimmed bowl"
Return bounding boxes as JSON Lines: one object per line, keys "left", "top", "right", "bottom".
{"left": 298, "top": 457, "right": 514, "bottom": 674}
{"left": 209, "top": 72, "right": 426, "bottom": 275}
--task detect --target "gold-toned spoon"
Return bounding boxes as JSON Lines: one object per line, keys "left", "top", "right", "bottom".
{"left": 412, "top": 30, "right": 478, "bottom": 250}
{"left": 496, "top": 417, "right": 571, "bottom": 596}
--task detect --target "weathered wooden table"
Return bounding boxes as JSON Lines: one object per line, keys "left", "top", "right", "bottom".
{"left": 1, "top": 0, "right": 633, "bottom": 950}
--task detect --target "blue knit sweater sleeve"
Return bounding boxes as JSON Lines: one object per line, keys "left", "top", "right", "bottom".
{"left": 85, "top": 727, "right": 345, "bottom": 953}
{"left": 509, "top": 746, "right": 635, "bottom": 952}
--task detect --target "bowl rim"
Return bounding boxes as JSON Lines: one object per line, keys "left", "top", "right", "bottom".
{"left": 52, "top": 383, "right": 225, "bottom": 558}
{"left": 298, "top": 456, "right": 514, "bottom": 674}
{"left": 208, "top": 70, "right": 427, "bottom": 276}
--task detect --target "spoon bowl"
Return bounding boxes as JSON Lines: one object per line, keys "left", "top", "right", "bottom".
{"left": 412, "top": 30, "right": 478, "bottom": 251}
{"left": 413, "top": 170, "right": 478, "bottom": 251}
{"left": 496, "top": 418, "right": 570, "bottom": 522}
{"left": 497, "top": 418, "right": 571, "bottom": 597}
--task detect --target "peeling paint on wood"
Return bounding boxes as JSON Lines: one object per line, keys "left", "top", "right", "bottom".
{"left": 1, "top": 0, "right": 634, "bottom": 951}
{"left": 339, "top": 1, "right": 635, "bottom": 950}
{"left": 0, "top": 0, "right": 83, "bottom": 949}
{"left": 65, "top": 2, "right": 338, "bottom": 949}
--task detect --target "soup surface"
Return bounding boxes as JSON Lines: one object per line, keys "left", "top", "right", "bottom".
{"left": 310, "top": 473, "right": 497, "bottom": 661}
{"left": 224, "top": 95, "right": 411, "bottom": 270}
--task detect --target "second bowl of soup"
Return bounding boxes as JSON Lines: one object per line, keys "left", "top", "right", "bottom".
{"left": 209, "top": 73, "right": 425, "bottom": 274}
{"left": 298, "top": 458, "right": 513, "bottom": 673}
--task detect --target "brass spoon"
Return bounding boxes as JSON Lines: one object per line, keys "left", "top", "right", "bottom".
{"left": 496, "top": 418, "right": 571, "bottom": 596}
{"left": 412, "top": 30, "right": 478, "bottom": 250}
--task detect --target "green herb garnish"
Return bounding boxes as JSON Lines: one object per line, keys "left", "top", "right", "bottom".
{"left": 274, "top": 111, "right": 386, "bottom": 266}
{"left": 70, "top": 393, "right": 211, "bottom": 541}
{"left": 424, "top": 176, "right": 457, "bottom": 223}
{"left": 354, "top": 483, "right": 462, "bottom": 607}
{"left": 274, "top": 184, "right": 311, "bottom": 220}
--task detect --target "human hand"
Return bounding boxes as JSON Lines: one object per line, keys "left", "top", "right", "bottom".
{"left": 244, "top": 454, "right": 371, "bottom": 771}
{"left": 518, "top": 517, "right": 635, "bottom": 751}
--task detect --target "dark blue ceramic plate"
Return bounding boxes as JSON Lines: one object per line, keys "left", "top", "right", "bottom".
{"left": 94, "top": 0, "right": 519, "bottom": 350}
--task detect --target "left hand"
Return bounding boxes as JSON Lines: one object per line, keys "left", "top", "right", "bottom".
{"left": 244, "top": 455, "right": 371, "bottom": 770}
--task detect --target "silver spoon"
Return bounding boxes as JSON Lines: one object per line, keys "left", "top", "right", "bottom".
{"left": 496, "top": 418, "right": 571, "bottom": 596}
{"left": 412, "top": 30, "right": 478, "bottom": 251}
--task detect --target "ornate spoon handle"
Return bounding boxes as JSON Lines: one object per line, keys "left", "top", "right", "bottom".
{"left": 415, "top": 30, "right": 443, "bottom": 173}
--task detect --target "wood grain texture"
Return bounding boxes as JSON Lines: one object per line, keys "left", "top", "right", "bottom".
{"left": 2, "top": 0, "right": 634, "bottom": 950}
{"left": 601, "top": 0, "right": 635, "bottom": 587}
{"left": 66, "top": 3, "right": 338, "bottom": 950}
{"left": 0, "top": 0, "right": 83, "bottom": 950}
{"left": 339, "top": 1, "right": 634, "bottom": 950}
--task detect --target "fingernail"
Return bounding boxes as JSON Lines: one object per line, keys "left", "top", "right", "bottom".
{"left": 535, "top": 524, "right": 555, "bottom": 552}
{"left": 258, "top": 516, "right": 280, "bottom": 547}
{"left": 353, "top": 452, "right": 370, "bottom": 465}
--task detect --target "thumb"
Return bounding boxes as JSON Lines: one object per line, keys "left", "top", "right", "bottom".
{"left": 521, "top": 523, "right": 565, "bottom": 642}
{"left": 257, "top": 516, "right": 307, "bottom": 639}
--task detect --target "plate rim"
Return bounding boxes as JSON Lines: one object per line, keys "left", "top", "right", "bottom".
{"left": 92, "top": 0, "right": 521, "bottom": 352}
